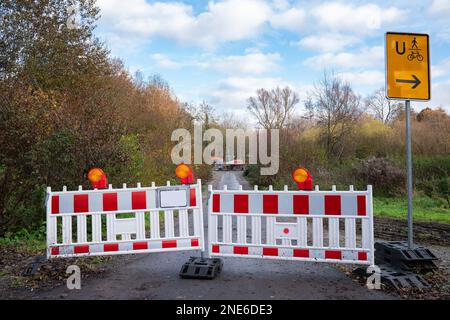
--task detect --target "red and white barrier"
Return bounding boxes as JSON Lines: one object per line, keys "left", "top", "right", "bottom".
{"left": 208, "top": 185, "right": 374, "bottom": 265}
{"left": 46, "top": 180, "right": 204, "bottom": 258}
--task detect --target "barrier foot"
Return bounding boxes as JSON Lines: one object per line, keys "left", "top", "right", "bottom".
{"left": 353, "top": 264, "right": 431, "bottom": 290}
{"left": 353, "top": 241, "right": 439, "bottom": 290}
{"left": 375, "top": 241, "right": 438, "bottom": 272}
{"left": 179, "top": 257, "right": 223, "bottom": 280}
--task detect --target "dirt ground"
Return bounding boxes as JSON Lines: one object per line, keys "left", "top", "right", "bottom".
{"left": 0, "top": 171, "right": 449, "bottom": 300}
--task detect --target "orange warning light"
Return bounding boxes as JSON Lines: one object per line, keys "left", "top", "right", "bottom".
{"left": 292, "top": 167, "right": 313, "bottom": 191}
{"left": 87, "top": 168, "right": 108, "bottom": 189}
{"left": 176, "top": 164, "right": 194, "bottom": 185}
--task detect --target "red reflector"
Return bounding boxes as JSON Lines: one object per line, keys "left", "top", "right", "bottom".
{"left": 190, "top": 189, "right": 197, "bottom": 207}
{"left": 132, "top": 191, "right": 147, "bottom": 210}
{"left": 162, "top": 240, "right": 177, "bottom": 249}
{"left": 293, "top": 249, "right": 309, "bottom": 258}
{"left": 293, "top": 195, "right": 309, "bottom": 215}
{"left": 233, "top": 246, "right": 249, "bottom": 255}
{"left": 51, "top": 247, "right": 60, "bottom": 256}
{"left": 357, "top": 196, "right": 367, "bottom": 216}
{"left": 325, "top": 250, "right": 342, "bottom": 260}
{"left": 234, "top": 195, "right": 249, "bottom": 213}
{"left": 212, "top": 245, "right": 220, "bottom": 253}
{"left": 104, "top": 244, "right": 119, "bottom": 252}
{"left": 103, "top": 193, "right": 118, "bottom": 211}
{"left": 358, "top": 252, "right": 368, "bottom": 261}
{"left": 263, "top": 195, "right": 278, "bottom": 214}
{"left": 51, "top": 196, "right": 60, "bottom": 214}
{"left": 74, "top": 194, "right": 89, "bottom": 213}
{"left": 191, "top": 239, "right": 199, "bottom": 247}
{"left": 133, "top": 242, "right": 148, "bottom": 250}
{"left": 325, "top": 195, "right": 341, "bottom": 215}
{"left": 74, "top": 245, "right": 89, "bottom": 254}
{"left": 212, "top": 194, "right": 220, "bottom": 212}
{"left": 263, "top": 248, "right": 278, "bottom": 256}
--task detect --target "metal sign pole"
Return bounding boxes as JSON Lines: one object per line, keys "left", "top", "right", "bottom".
{"left": 405, "top": 100, "right": 414, "bottom": 249}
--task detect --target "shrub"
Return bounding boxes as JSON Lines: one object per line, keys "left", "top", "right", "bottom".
{"left": 352, "top": 157, "right": 405, "bottom": 196}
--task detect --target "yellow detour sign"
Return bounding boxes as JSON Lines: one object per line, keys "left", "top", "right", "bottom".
{"left": 386, "top": 32, "right": 430, "bottom": 101}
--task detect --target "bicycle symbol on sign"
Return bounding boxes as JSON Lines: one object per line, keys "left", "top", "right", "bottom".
{"left": 407, "top": 37, "right": 424, "bottom": 62}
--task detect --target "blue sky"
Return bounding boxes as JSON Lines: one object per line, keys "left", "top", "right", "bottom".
{"left": 94, "top": 0, "right": 450, "bottom": 117}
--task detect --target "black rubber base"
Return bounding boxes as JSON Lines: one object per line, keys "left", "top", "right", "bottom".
{"left": 179, "top": 257, "right": 223, "bottom": 280}
{"left": 375, "top": 241, "right": 438, "bottom": 272}
{"left": 354, "top": 264, "right": 431, "bottom": 290}
{"left": 353, "top": 241, "right": 439, "bottom": 290}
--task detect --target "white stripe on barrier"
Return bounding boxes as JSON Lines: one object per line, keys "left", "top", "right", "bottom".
{"left": 207, "top": 185, "right": 374, "bottom": 265}
{"left": 46, "top": 180, "right": 204, "bottom": 259}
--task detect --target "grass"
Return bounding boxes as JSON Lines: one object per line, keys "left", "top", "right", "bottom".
{"left": 374, "top": 196, "right": 450, "bottom": 224}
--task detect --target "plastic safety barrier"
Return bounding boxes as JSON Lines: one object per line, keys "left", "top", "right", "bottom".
{"left": 207, "top": 185, "right": 374, "bottom": 265}
{"left": 46, "top": 180, "right": 205, "bottom": 258}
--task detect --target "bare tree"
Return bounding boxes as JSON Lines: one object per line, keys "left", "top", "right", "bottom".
{"left": 307, "top": 73, "right": 362, "bottom": 160}
{"left": 247, "top": 86, "right": 299, "bottom": 129}
{"left": 365, "top": 87, "right": 402, "bottom": 125}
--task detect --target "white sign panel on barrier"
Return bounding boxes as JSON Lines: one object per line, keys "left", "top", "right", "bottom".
{"left": 160, "top": 189, "right": 188, "bottom": 208}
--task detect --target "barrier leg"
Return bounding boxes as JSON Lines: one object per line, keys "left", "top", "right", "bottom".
{"left": 179, "top": 182, "right": 223, "bottom": 280}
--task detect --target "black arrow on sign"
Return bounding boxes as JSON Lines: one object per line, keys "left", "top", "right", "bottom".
{"left": 396, "top": 74, "right": 421, "bottom": 89}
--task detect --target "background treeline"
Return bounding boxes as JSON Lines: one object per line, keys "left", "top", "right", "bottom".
{"left": 244, "top": 75, "right": 450, "bottom": 203}
{"left": 0, "top": 0, "right": 210, "bottom": 236}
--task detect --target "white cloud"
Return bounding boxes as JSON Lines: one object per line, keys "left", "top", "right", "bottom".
{"left": 304, "top": 46, "right": 384, "bottom": 70}
{"left": 295, "top": 33, "right": 361, "bottom": 52}
{"left": 313, "top": 3, "right": 405, "bottom": 35}
{"left": 204, "top": 51, "right": 281, "bottom": 75}
{"left": 151, "top": 54, "right": 181, "bottom": 69}
{"left": 429, "top": 0, "right": 450, "bottom": 16}
{"left": 271, "top": 0, "right": 290, "bottom": 11}
{"left": 338, "top": 70, "right": 385, "bottom": 93}
{"left": 205, "top": 76, "right": 313, "bottom": 118}
{"left": 97, "top": 0, "right": 271, "bottom": 49}
{"left": 148, "top": 50, "right": 281, "bottom": 75}
{"left": 270, "top": 8, "right": 306, "bottom": 32}
{"left": 432, "top": 58, "right": 450, "bottom": 79}
{"left": 424, "top": 79, "right": 450, "bottom": 112}
{"left": 208, "top": 76, "right": 292, "bottom": 110}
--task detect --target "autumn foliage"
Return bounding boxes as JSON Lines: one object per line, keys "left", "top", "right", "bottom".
{"left": 0, "top": 0, "right": 204, "bottom": 235}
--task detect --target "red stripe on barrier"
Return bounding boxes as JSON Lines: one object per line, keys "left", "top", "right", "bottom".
{"left": 51, "top": 247, "right": 59, "bottom": 256}
{"left": 191, "top": 239, "right": 199, "bottom": 247}
{"left": 293, "top": 195, "right": 309, "bottom": 215}
{"left": 263, "top": 195, "right": 278, "bottom": 214}
{"left": 162, "top": 240, "right": 177, "bottom": 249}
{"left": 263, "top": 247, "right": 278, "bottom": 256}
{"left": 358, "top": 252, "right": 368, "bottom": 261}
{"left": 190, "top": 189, "right": 197, "bottom": 207}
{"left": 133, "top": 242, "right": 148, "bottom": 250}
{"left": 325, "top": 250, "right": 342, "bottom": 260}
{"left": 103, "top": 193, "right": 118, "bottom": 212}
{"left": 213, "top": 194, "right": 221, "bottom": 212}
{"left": 74, "top": 194, "right": 89, "bottom": 213}
{"left": 325, "top": 195, "right": 341, "bottom": 215}
{"left": 212, "top": 245, "right": 220, "bottom": 253}
{"left": 357, "top": 196, "right": 367, "bottom": 216}
{"left": 74, "top": 245, "right": 90, "bottom": 254}
{"left": 234, "top": 194, "right": 249, "bottom": 213}
{"left": 233, "top": 246, "right": 249, "bottom": 255}
{"left": 104, "top": 244, "right": 119, "bottom": 252}
{"left": 293, "top": 249, "right": 310, "bottom": 258}
{"left": 51, "top": 196, "right": 60, "bottom": 214}
{"left": 132, "top": 191, "right": 147, "bottom": 210}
